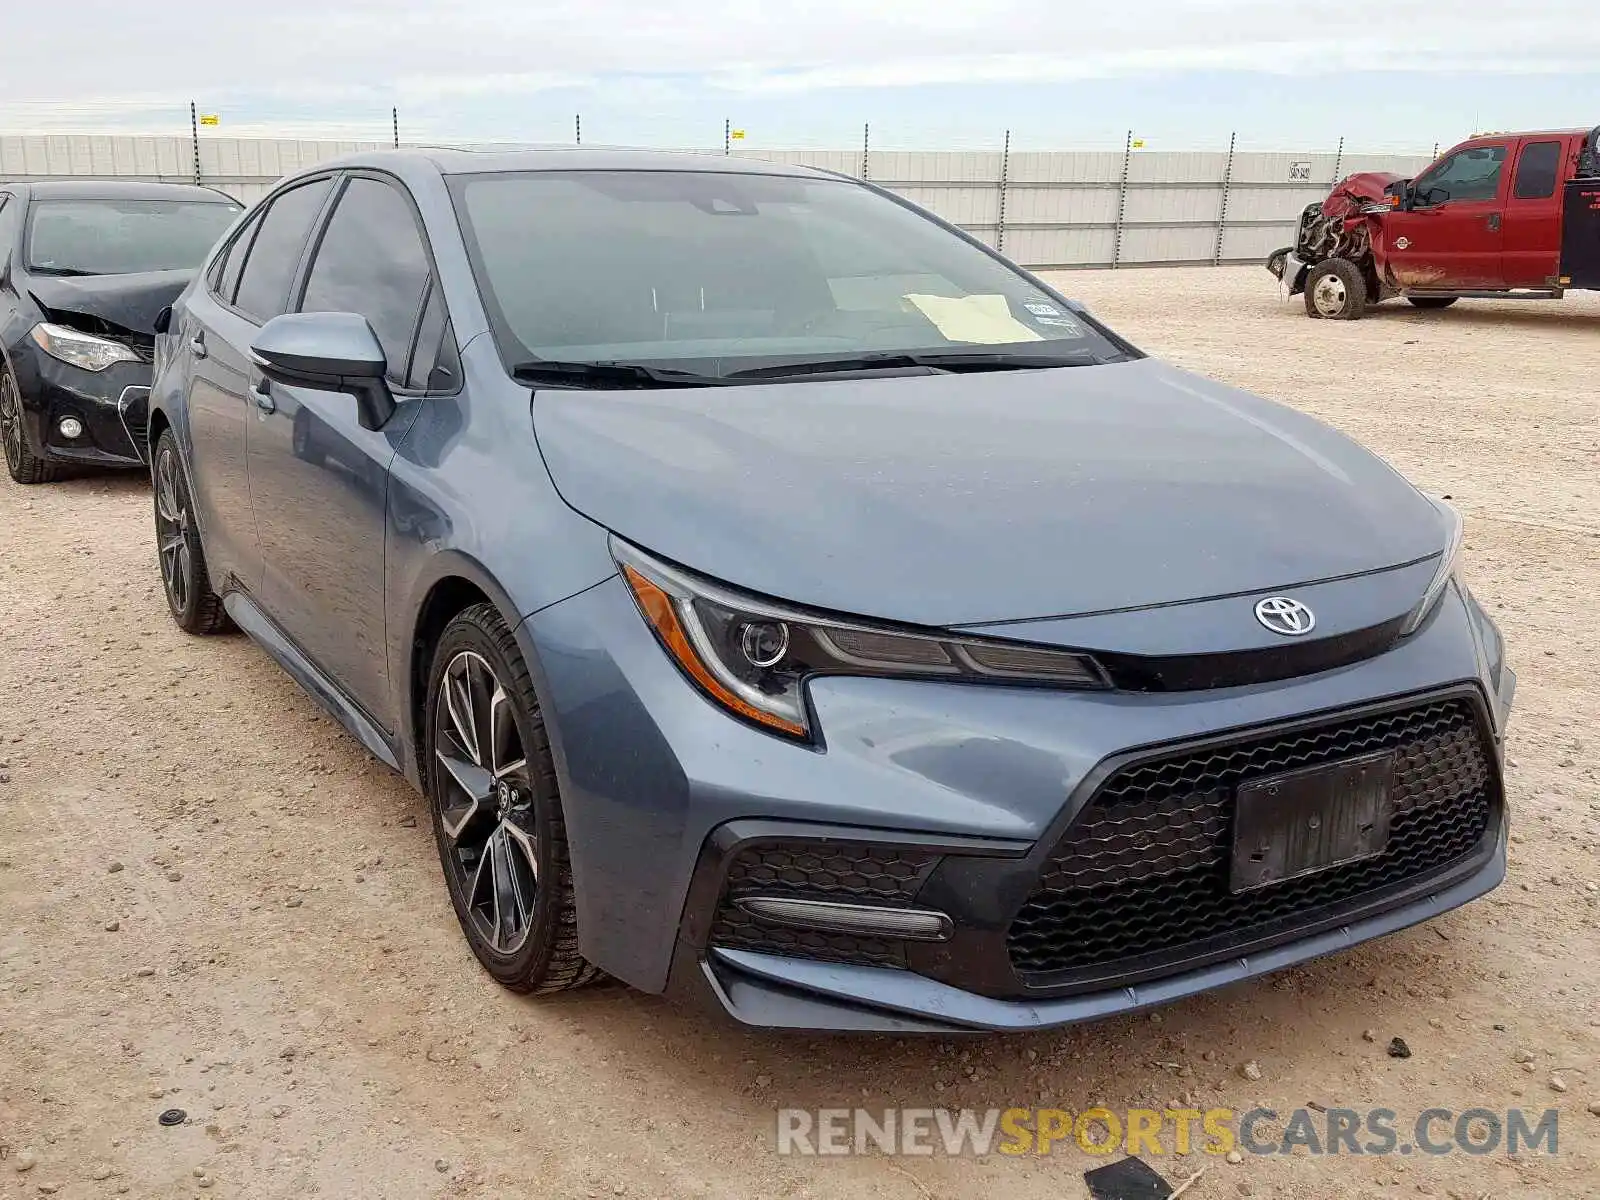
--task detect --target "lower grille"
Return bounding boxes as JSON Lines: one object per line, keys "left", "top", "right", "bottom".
{"left": 1008, "top": 698, "right": 1496, "bottom": 981}
{"left": 708, "top": 840, "right": 940, "bottom": 968}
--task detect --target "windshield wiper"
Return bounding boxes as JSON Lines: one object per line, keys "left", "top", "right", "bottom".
{"left": 510, "top": 359, "right": 726, "bottom": 389}
{"left": 722, "top": 348, "right": 1104, "bottom": 381}
{"left": 27, "top": 265, "right": 100, "bottom": 277}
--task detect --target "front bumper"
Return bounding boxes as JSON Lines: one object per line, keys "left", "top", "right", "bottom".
{"left": 1268, "top": 248, "right": 1310, "bottom": 296}
{"left": 9, "top": 345, "right": 152, "bottom": 467}
{"left": 523, "top": 576, "right": 1513, "bottom": 1031}
{"left": 694, "top": 812, "right": 1506, "bottom": 1032}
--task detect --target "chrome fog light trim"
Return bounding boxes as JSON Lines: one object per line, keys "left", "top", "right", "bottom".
{"left": 735, "top": 896, "right": 954, "bottom": 942}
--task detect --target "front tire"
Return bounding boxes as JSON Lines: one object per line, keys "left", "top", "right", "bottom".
{"left": 153, "top": 429, "right": 232, "bottom": 635}
{"left": 425, "top": 603, "right": 597, "bottom": 995}
{"left": 1303, "top": 258, "right": 1368, "bottom": 320}
{"left": 1, "top": 364, "right": 63, "bottom": 485}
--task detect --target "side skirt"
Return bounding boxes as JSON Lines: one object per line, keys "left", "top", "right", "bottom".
{"left": 222, "top": 591, "right": 403, "bottom": 772}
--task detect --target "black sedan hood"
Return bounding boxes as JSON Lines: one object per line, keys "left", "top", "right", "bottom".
{"left": 533, "top": 359, "right": 1449, "bottom": 627}
{"left": 27, "top": 268, "right": 193, "bottom": 335}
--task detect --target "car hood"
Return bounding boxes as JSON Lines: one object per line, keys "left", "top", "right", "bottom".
{"left": 532, "top": 359, "right": 1448, "bottom": 627}
{"left": 26, "top": 268, "right": 193, "bottom": 335}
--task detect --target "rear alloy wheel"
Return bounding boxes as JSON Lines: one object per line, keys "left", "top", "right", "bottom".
{"left": 1, "top": 365, "right": 63, "bottom": 485}
{"left": 1303, "top": 258, "right": 1368, "bottom": 320}
{"left": 426, "top": 603, "right": 597, "bottom": 994}
{"left": 153, "top": 430, "right": 232, "bottom": 634}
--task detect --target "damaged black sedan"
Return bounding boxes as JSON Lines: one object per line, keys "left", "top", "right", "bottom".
{"left": 0, "top": 181, "right": 241, "bottom": 483}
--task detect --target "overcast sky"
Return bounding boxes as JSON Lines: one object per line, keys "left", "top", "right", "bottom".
{"left": 1, "top": 0, "right": 1594, "bottom": 150}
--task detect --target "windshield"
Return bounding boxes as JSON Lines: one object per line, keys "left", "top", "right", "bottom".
{"left": 26, "top": 199, "right": 242, "bottom": 275}
{"left": 452, "top": 170, "right": 1124, "bottom": 377}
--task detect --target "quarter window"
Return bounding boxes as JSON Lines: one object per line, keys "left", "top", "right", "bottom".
{"left": 232, "top": 178, "right": 334, "bottom": 323}
{"left": 298, "top": 177, "right": 434, "bottom": 385}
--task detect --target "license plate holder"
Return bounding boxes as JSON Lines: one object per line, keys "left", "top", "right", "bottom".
{"left": 1230, "top": 750, "right": 1396, "bottom": 892}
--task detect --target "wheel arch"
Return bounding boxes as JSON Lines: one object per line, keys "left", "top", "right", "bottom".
{"left": 400, "top": 552, "right": 573, "bottom": 792}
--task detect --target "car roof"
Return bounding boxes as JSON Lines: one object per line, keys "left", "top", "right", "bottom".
{"left": 4, "top": 180, "right": 240, "bottom": 203}
{"left": 305, "top": 146, "right": 837, "bottom": 181}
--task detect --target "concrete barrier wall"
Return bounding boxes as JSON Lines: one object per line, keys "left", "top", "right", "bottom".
{"left": 0, "top": 134, "right": 1435, "bottom": 270}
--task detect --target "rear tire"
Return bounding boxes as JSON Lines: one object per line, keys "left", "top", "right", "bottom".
{"left": 425, "top": 602, "right": 598, "bottom": 995}
{"left": 1, "top": 365, "right": 63, "bottom": 485}
{"left": 1303, "top": 258, "right": 1368, "bottom": 320}
{"left": 153, "top": 429, "right": 232, "bottom": 635}
{"left": 1407, "top": 297, "right": 1458, "bottom": 310}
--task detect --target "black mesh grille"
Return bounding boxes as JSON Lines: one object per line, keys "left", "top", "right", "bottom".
{"left": 709, "top": 840, "right": 940, "bottom": 968}
{"left": 1008, "top": 698, "right": 1495, "bottom": 980}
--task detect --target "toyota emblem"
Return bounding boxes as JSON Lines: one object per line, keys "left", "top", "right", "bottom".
{"left": 1254, "top": 596, "right": 1316, "bottom": 636}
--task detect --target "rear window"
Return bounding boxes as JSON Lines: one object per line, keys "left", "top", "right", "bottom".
{"left": 25, "top": 198, "right": 241, "bottom": 276}
{"left": 451, "top": 169, "right": 1119, "bottom": 374}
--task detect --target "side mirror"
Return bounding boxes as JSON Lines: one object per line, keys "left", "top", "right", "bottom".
{"left": 153, "top": 305, "right": 173, "bottom": 335}
{"left": 251, "top": 312, "right": 395, "bottom": 431}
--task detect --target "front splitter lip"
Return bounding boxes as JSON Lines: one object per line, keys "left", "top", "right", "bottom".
{"left": 698, "top": 813, "right": 1507, "bottom": 1034}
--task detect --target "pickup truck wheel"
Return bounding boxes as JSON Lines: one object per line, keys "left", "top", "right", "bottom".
{"left": 1304, "top": 259, "right": 1368, "bottom": 320}
{"left": 1407, "top": 297, "right": 1458, "bottom": 310}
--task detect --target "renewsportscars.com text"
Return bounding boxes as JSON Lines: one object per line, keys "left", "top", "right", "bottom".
{"left": 775, "top": 1107, "right": 1561, "bottom": 1158}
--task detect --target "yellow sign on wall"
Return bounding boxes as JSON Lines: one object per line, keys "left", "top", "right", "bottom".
{"left": 199, "top": 113, "right": 221, "bottom": 126}
{"left": 730, "top": 129, "right": 746, "bottom": 140}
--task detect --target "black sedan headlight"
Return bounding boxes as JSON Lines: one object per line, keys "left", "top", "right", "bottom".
{"left": 614, "top": 539, "right": 1108, "bottom": 740}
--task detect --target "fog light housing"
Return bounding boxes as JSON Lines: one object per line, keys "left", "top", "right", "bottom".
{"left": 58, "top": 416, "right": 84, "bottom": 439}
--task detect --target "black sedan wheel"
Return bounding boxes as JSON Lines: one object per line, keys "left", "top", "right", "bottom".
{"left": 1, "top": 365, "right": 62, "bottom": 485}
{"left": 153, "top": 430, "right": 231, "bottom": 634}
{"left": 425, "top": 603, "right": 596, "bottom": 994}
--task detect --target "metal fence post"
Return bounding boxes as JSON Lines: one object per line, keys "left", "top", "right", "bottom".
{"left": 861, "top": 123, "right": 870, "bottom": 180}
{"left": 190, "top": 102, "right": 200, "bottom": 186}
{"left": 724, "top": 118, "right": 731, "bottom": 156}
{"left": 392, "top": 107, "right": 399, "bottom": 149}
{"left": 1112, "top": 129, "right": 1133, "bottom": 269}
{"left": 1331, "top": 135, "right": 1345, "bottom": 186}
{"left": 575, "top": 113, "right": 582, "bottom": 145}
{"left": 995, "top": 128, "right": 1011, "bottom": 254}
{"left": 1213, "top": 130, "right": 1236, "bottom": 266}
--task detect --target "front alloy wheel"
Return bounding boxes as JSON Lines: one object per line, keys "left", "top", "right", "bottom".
{"left": 426, "top": 603, "right": 596, "bottom": 993}
{"left": 1, "top": 366, "right": 62, "bottom": 484}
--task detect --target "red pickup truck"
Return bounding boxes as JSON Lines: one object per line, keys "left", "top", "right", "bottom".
{"left": 1268, "top": 126, "right": 1600, "bottom": 318}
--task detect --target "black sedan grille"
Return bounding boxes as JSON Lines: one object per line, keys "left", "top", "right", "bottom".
{"left": 708, "top": 840, "right": 940, "bottom": 968}
{"left": 1008, "top": 698, "right": 1496, "bottom": 981}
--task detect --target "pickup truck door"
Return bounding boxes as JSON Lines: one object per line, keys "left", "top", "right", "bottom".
{"left": 1501, "top": 135, "right": 1574, "bottom": 287}
{"left": 1379, "top": 141, "right": 1512, "bottom": 289}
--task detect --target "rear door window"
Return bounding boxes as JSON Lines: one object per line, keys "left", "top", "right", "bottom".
{"left": 1512, "top": 141, "right": 1562, "bottom": 200}
{"left": 297, "top": 176, "right": 434, "bottom": 386}
{"left": 232, "top": 178, "right": 334, "bottom": 323}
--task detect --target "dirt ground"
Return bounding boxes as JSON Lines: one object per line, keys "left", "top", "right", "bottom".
{"left": 2, "top": 267, "right": 1597, "bottom": 1200}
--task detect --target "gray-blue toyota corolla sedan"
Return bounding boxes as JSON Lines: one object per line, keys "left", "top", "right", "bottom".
{"left": 147, "top": 149, "right": 1514, "bottom": 1033}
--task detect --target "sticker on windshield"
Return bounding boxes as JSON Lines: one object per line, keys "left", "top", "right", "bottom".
{"left": 1023, "top": 301, "right": 1063, "bottom": 317}
{"left": 1034, "top": 315, "right": 1084, "bottom": 332}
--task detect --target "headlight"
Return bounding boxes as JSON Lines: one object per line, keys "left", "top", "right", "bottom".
{"left": 1399, "top": 498, "right": 1464, "bottom": 637}
{"left": 30, "top": 322, "right": 140, "bottom": 372}
{"left": 614, "top": 540, "right": 1109, "bottom": 740}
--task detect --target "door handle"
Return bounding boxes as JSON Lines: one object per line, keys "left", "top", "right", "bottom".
{"left": 188, "top": 333, "right": 208, "bottom": 360}
{"left": 249, "top": 380, "right": 276, "bottom": 414}
{"left": 1487, "top": 213, "right": 1502, "bottom": 232}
